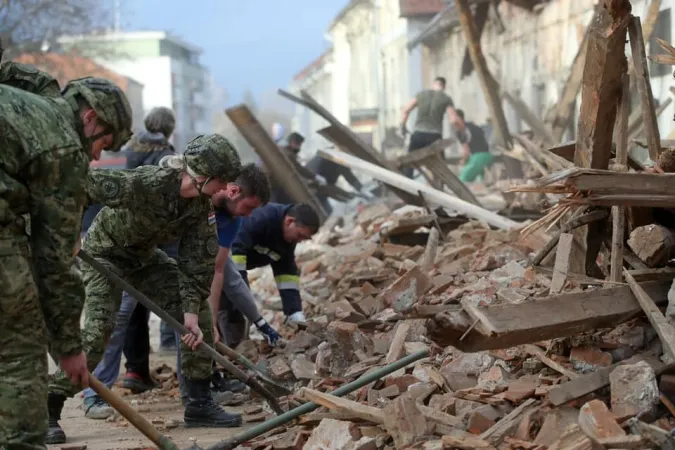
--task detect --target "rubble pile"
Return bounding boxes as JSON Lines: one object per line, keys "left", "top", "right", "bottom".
{"left": 233, "top": 203, "right": 675, "bottom": 450}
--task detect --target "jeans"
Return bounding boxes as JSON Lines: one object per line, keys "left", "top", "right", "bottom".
{"left": 160, "top": 321, "right": 176, "bottom": 348}
{"left": 82, "top": 292, "right": 137, "bottom": 399}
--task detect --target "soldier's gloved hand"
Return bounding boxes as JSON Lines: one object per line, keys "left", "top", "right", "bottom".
{"left": 60, "top": 351, "right": 89, "bottom": 388}
{"left": 287, "top": 311, "right": 306, "bottom": 324}
{"left": 255, "top": 318, "right": 280, "bottom": 346}
{"left": 182, "top": 313, "right": 204, "bottom": 350}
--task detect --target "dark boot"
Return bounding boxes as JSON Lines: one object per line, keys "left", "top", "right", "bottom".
{"left": 184, "top": 379, "right": 242, "bottom": 428}
{"left": 45, "top": 393, "right": 67, "bottom": 444}
{"left": 123, "top": 371, "right": 159, "bottom": 394}
{"left": 212, "top": 369, "right": 247, "bottom": 394}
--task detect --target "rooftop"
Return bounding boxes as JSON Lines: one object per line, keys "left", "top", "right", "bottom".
{"left": 293, "top": 49, "right": 333, "bottom": 81}
{"left": 399, "top": 0, "right": 447, "bottom": 18}
{"left": 58, "top": 30, "right": 203, "bottom": 55}
{"left": 13, "top": 52, "right": 143, "bottom": 91}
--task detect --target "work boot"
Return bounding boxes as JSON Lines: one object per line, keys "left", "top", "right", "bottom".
{"left": 122, "top": 371, "right": 158, "bottom": 394}
{"left": 83, "top": 395, "right": 114, "bottom": 420}
{"left": 212, "top": 369, "right": 247, "bottom": 394}
{"left": 184, "top": 379, "right": 242, "bottom": 428}
{"left": 46, "top": 393, "right": 67, "bottom": 444}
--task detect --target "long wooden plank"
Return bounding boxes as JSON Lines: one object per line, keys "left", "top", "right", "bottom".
{"left": 299, "top": 388, "right": 385, "bottom": 425}
{"left": 549, "top": 141, "right": 646, "bottom": 172}
{"left": 572, "top": 0, "right": 631, "bottom": 278}
{"left": 394, "top": 139, "right": 452, "bottom": 168}
{"left": 455, "top": 0, "right": 512, "bottom": 149}
{"left": 628, "top": 16, "right": 661, "bottom": 160}
{"left": 426, "top": 279, "right": 671, "bottom": 352}
{"left": 625, "top": 270, "right": 675, "bottom": 363}
{"left": 317, "top": 148, "right": 519, "bottom": 229}
{"left": 563, "top": 169, "right": 675, "bottom": 195}
{"left": 610, "top": 74, "right": 630, "bottom": 283}
{"left": 425, "top": 154, "right": 482, "bottom": 207}
{"left": 225, "top": 105, "right": 327, "bottom": 220}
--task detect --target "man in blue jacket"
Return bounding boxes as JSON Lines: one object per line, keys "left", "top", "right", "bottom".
{"left": 226, "top": 203, "right": 320, "bottom": 348}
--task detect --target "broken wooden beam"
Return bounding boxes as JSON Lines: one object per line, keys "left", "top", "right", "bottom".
{"left": 548, "top": 140, "right": 646, "bottom": 172}
{"left": 628, "top": 16, "right": 661, "bottom": 161}
{"left": 317, "top": 148, "right": 519, "bottom": 229}
{"left": 572, "top": 0, "right": 631, "bottom": 277}
{"left": 394, "top": 139, "right": 452, "bottom": 168}
{"left": 455, "top": 0, "right": 512, "bottom": 149}
{"left": 544, "top": 8, "right": 596, "bottom": 143}
{"left": 426, "top": 279, "right": 671, "bottom": 352}
{"left": 225, "top": 105, "right": 327, "bottom": 221}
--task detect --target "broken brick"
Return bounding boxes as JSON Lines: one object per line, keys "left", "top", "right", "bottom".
{"left": 577, "top": 399, "right": 625, "bottom": 440}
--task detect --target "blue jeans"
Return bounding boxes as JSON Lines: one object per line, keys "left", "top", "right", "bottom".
{"left": 82, "top": 292, "right": 137, "bottom": 399}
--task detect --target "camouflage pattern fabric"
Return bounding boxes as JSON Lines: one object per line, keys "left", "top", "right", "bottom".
{"left": 184, "top": 133, "right": 242, "bottom": 181}
{"left": 0, "top": 68, "right": 90, "bottom": 449}
{"left": 50, "top": 164, "right": 228, "bottom": 396}
{"left": 61, "top": 77, "right": 134, "bottom": 152}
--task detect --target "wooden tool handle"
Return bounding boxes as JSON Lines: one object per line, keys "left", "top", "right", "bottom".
{"left": 88, "top": 374, "right": 180, "bottom": 450}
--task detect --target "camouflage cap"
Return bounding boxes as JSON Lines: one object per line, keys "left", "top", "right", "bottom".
{"left": 62, "top": 77, "right": 133, "bottom": 152}
{"left": 184, "top": 133, "right": 242, "bottom": 182}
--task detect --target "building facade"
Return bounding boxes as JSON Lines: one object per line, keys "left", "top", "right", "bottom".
{"left": 411, "top": 0, "right": 675, "bottom": 142}
{"left": 289, "top": 0, "right": 443, "bottom": 156}
{"left": 60, "top": 31, "right": 214, "bottom": 152}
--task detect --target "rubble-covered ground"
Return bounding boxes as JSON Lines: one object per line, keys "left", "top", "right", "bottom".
{"left": 238, "top": 203, "right": 675, "bottom": 449}
{"left": 52, "top": 200, "right": 675, "bottom": 450}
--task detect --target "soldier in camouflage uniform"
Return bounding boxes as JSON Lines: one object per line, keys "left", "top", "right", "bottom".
{"left": 47, "top": 133, "right": 244, "bottom": 444}
{"left": 0, "top": 62, "right": 132, "bottom": 450}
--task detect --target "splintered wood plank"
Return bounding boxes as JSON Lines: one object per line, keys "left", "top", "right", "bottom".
{"left": 523, "top": 344, "right": 579, "bottom": 380}
{"left": 502, "top": 89, "right": 556, "bottom": 146}
{"left": 628, "top": 16, "right": 661, "bottom": 161}
{"left": 299, "top": 388, "right": 385, "bottom": 425}
{"left": 611, "top": 74, "right": 630, "bottom": 283}
{"left": 572, "top": 0, "right": 631, "bottom": 278}
{"left": 385, "top": 323, "right": 410, "bottom": 364}
{"left": 625, "top": 270, "right": 675, "bottom": 363}
{"left": 480, "top": 399, "right": 538, "bottom": 443}
{"left": 455, "top": 0, "right": 511, "bottom": 149}
{"left": 427, "top": 280, "right": 671, "bottom": 352}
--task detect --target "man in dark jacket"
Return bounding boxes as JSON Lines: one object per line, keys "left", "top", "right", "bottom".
{"left": 79, "top": 107, "right": 177, "bottom": 420}
{"left": 227, "top": 203, "right": 320, "bottom": 347}
{"left": 305, "top": 155, "right": 363, "bottom": 215}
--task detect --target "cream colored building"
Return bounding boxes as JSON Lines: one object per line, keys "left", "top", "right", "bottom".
{"left": 410, "top": 0, "right": 675, "bottom": 142}
{"left": 289, "top": 0, "right": 443, "bottom": 154}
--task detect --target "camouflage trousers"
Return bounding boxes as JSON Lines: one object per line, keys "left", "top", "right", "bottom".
{"left": 0, "top": 241, "right": 49, "bottom": 450}
{"left": 49, "top": 247, "right": 214, "bottom": 398}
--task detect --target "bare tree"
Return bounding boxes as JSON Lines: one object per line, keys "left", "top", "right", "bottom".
{"left": 0, "top": 0, "right": 120, "bottom": 60}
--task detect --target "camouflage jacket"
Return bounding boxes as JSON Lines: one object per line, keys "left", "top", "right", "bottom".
{"left": 84, "top": 166, "right": 218, "bottom": 314}
{"left": 0, "top": 63, "right": 89, "bottom": 357}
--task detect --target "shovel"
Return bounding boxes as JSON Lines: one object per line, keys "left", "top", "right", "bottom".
{"left": 88, "top": 373, "right": 182, "bottom": 450}
{"left": 77, "top": 249, "right": 285, "bottom": 415}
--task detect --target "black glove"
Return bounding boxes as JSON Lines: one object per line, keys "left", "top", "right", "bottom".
{"left": 255, "top": 318, "right": 280, "bottom": 346}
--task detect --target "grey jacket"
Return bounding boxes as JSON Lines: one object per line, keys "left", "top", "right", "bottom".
{"left": 221, "top": 254, "right": 261, "bottom": 322}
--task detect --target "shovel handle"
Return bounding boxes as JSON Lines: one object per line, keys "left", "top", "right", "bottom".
{"left": 88, "top": 374, "right": 180, "bottom": 450}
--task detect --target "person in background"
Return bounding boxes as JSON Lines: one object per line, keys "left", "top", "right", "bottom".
{"left": 305, "top": 154, "right": 364, "bottom": 215}
{"left": 269, "top": 132, "right": 326, "bottom": 203}
{"left": 228, "top": 203, "right": 321, "bottom": 343}
{"left": 452, "top": 109, "right": 493, "bottom": 183}
{"left": 78, "top": 107, "right": 179, "bottom": 421}
{"left": 400, "top": 76, "right": 458, "bottom": 178}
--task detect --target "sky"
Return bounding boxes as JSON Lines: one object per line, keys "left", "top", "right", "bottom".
{"left": 124, "top": 0, "right": 346, "bottom": 107}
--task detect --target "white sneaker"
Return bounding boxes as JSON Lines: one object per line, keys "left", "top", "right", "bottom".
{"left": 84, "top": 396, "right": 114, "bottom": 420}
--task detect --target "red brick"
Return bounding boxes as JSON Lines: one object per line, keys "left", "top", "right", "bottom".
{"left": 578, "top": 400, "right": 625, "bottom": 440}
